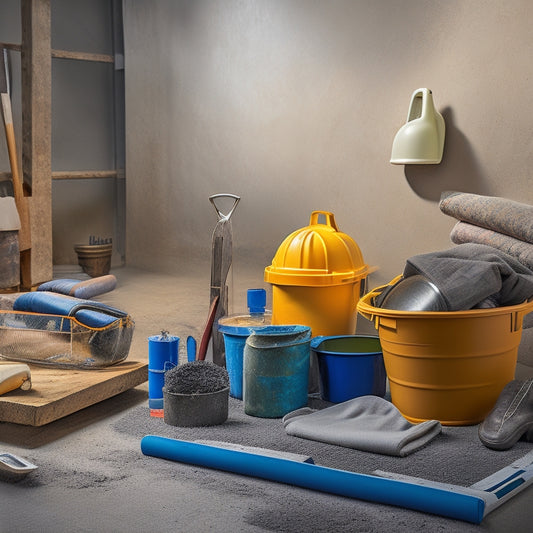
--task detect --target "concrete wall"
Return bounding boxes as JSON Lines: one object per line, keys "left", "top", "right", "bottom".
{"left": 123, "top": 0, "right": 533, "bottom": 291}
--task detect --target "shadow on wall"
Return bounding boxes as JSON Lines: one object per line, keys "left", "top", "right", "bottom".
{"left": 404, "top": 107, "right": 490, "bottom": 202}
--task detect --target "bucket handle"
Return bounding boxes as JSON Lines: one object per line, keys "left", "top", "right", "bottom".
{"left": 310, "top": 336, "right": 326, "bottom": 350}
{"left": 407, "top": 88, "right": 435, "bottom": 123}
{"left": 309, "top": 211, "right": 338, "bottom": 231}
{"left": 512, "top": 298, "right": 533, "bottom": 332}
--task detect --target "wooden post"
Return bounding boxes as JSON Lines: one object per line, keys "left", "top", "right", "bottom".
{"left": 20, "top": 0, "right": 53, "bottom": 288}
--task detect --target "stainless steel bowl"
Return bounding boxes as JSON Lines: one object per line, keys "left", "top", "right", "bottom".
{"left": 374, "top": 275, "right": 448, "bottom": 312}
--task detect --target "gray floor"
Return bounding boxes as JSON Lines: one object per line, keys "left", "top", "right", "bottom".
{"left": 1, "top": 265, "right": 533, "bottom": 532}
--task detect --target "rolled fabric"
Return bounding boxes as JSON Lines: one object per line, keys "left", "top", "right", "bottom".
{"left": 451, "top": 221, "right": 533, "bottom": 271}
{"left": 37, "top": 275, "right": 117, "bottom": 299}
{"left": 13, "top": 291, "right": 124, "bottom": 328}
{"left": 440, "top": 192, "right": 533, "bottom": 244}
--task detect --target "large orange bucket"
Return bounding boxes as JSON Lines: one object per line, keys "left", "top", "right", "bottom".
{"left": 357, "top": 277, "right": 533, "bottom": 425}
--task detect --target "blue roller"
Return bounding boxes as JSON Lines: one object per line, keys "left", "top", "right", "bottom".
{"left": 140, "top": 436, "right": 485, "bottom": 524}
{"left": 14, "top": 291, "right": 125, "bottom": 328}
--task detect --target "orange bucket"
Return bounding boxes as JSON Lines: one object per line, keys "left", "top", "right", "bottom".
{"left": 357, "top": 277, "right": 533, "bottom": 425}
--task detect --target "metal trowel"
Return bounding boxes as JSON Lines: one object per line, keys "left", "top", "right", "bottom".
{"left": 208, "top": 194, "right": 240, "bottom": 366}
{"left": 0, "top": 452, "right": 37, "bottom": 480}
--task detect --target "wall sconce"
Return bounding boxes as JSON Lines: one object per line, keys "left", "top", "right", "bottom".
{"left": 390, "top": 88, "right": 445, "bottom": 164}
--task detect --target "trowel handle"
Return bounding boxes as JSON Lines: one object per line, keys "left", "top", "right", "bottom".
{"left": 309, "top": 211, "right": 338, "bottom": 231}
{"left": 209, "top": 194, "right": 240, "bottom": 221}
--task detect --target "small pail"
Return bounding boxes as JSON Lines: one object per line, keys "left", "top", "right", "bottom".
{"left": 357, "top": 279, "right": 533, "bottom": 425}
{"left": 311, "top": 335, "right": 386, "bottom": 403}
{"left": 218, "top": 312, "right": 271, "bottom": 399}
{"left": 243, "top": 325, "right": 311, "bottom": 418}
{"left": 163, "top": 387, "right": 229, "bottom": 427}
{"left": 148, "top": 333, "right": 179, "bottom": 410}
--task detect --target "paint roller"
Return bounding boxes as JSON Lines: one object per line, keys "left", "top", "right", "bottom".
{"left": 13, "top": 291, "right": 127, "bottom": 328}
{"left": 140, "top": 436, "right": 485, "bottom": 524}
{"left": 37, "top": 274, "right": 117, "bottom": 299}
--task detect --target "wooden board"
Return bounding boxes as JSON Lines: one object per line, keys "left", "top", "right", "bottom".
{"left": 0, "top": 360, "right": 147, "bottom": 426}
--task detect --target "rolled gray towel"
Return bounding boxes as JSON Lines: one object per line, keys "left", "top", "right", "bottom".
{"left": 440, "top": 192, "right": 533, "bottom": 244}
{"left": 450, "top": 221, "right": 533, "bottom": 271}
{"left": 283, "top": 396, "right": 442, "bottom": 457}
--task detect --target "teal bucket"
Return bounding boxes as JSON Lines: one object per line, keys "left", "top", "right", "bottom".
{"left": 243, "top": 325, "right": 311, "bottom": 418}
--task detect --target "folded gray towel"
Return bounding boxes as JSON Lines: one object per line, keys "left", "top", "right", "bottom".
{"left": 450, "top": 221, "right": 533, "bottom": 271}
{"left": 439, "top": 192, "right": 533, "bottom": 244}
{"left": 282, "top": 396, "right": 442, "bottom": 457}
{"left": 404, "top": 243, "right": 533, "bottom": 310}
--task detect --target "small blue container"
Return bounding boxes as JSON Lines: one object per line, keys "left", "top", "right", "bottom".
{"left": 311, "top": 335, "right": 386, "bottom": 403}
{"left": 217, "top": 313, "right": 271, "bottom": 399}
{"left": 148, "top": 333, "right": 179, "bottom": 409}
{"left": 217, "top": 289, "right": 271, "bottom": 399}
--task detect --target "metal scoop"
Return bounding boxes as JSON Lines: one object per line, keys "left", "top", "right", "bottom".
{"left": 0, "top": 452, "right": 38, "bottom": 479}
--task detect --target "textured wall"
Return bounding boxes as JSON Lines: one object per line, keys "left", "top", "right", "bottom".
{"left": 123, "top": 0, "right": 533, "bottom": 290}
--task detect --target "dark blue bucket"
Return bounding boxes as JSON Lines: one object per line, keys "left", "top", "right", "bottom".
{"left": 311, "top": 335, "right": 386, "bottom": 403}
{"left": 243, "top": 325, "right": 311, "bottom": 418}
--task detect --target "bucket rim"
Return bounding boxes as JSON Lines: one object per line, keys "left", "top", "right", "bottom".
{"left": 310, "top": 334, "right": 382, "bottom": 355}
{"left": 264, "top": 264, "right": 374, "bottom": 287}
{"left": 357, "top": 279, "right": 533, "bottom": 320}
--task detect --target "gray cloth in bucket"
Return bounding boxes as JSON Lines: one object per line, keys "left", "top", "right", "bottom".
{"left": 282, "top": 396, "right": 442, "bottom": 457}
{"left": 404, "top": 243, "right": 533, "bottom": 310}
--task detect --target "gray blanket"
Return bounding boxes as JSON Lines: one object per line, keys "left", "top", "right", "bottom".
{"left": 439, "top": 192, "right": 533, "bottom": 244}
{"left": 450, "top": 221, "right": 533, "bottom": 271}
{"left": 282, "top": 396, "right": 442, "bottom": 457}
{"left": 404, "top": 243, "right": 533, "bottom": 311}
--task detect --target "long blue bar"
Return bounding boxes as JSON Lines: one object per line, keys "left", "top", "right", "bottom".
{"left": 140, "top": 435, "right": 485, "bottom": 524}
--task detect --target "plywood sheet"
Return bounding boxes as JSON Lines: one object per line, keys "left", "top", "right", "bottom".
{"left": 0, "top": 360, "right": 147, "bottom": 426}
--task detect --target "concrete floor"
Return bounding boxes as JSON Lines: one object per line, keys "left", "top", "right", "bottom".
{"left": 1, "top": 264, "right": 533, "bottom": 532}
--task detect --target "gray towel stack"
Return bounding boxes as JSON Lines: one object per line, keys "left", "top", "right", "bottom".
{"left": 439, "top": 192, "right": 533, "bottom": 324}
{"left": 440, "top": 192, "right": 533, "bottom": 271}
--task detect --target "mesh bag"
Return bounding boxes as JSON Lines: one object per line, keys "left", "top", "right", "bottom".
{"left": 0, "top": 304, "right": 134, "bottom": 368}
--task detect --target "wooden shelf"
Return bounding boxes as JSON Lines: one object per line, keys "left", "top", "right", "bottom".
{"left": 0, "top": 41, "right": 114, "bottom": 63}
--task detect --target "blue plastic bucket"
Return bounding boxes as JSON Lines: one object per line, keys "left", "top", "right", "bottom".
{"left": 218, "top": 313, "right": 271, "bottom": 399}
{"left": 243, "top": 325, "right": 311, "bottom": 418}
{"left": 311, "top": 335, "right": 386, "bottom": 403}
{"left": 148, "top": 334, "right": 179, "bottom": 409}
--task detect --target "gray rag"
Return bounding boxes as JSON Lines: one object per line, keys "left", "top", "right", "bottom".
{"left": 282, "top": 396, "right": 442, "bottom": 457}
{"left": 404, "top": 243, "right": 533, "bottom": 310}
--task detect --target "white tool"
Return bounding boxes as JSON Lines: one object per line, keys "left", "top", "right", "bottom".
{"left": 0, "top": 362, "right": 31, "bottom": 395}
{"left": 0, "top": 452, "right": 38, "bottom": 478}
